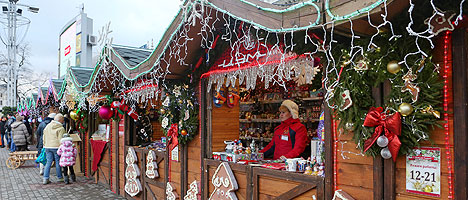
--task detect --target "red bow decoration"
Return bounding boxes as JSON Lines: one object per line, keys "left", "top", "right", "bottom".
{"left": 363, "top": 107, "right": 402, "bottom": 162}
{"left": 168, "top": 124, "right": 179, "bottom": 151}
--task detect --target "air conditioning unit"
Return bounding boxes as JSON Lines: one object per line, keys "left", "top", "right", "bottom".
{"left": 88, "top": 35, "right": 97, "bottom": 46}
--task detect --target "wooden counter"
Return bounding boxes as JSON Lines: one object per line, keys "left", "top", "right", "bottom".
{"left": 203, "top": 159, "right": 324, "bottom": 200}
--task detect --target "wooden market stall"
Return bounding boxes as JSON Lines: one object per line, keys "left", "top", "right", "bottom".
{"left": 46, "top": 0, "right": 468, "bottom": 200}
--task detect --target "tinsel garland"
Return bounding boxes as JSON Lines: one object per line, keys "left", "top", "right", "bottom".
{"left": 329, "top": 29, "right": 443, "bottom": 157}
{"left": 159, "top": 84, "right": 199, "bottom": 145}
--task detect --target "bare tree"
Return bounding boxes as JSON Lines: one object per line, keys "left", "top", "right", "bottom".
{"left": 0, "top": 43, "right": 48, "bottom": 102}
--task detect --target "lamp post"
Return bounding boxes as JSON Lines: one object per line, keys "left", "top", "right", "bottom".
{"left": 0, "top": 0, "right": 38, "bottom": 107}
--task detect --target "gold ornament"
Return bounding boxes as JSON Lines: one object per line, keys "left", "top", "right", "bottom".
{"left": 70, "top": 110, "right": 79, "bottom": 121}
{"left": 387, "top": 60, "right": 401, "bottom": 74}
{"left": 398, "top": 103, "right": 414, "bottom": 116}
{"left": 178, "top": 99, "right": 183, "bottom": 104}
{"left": 181, "top": 129, "right": 188, "bottom": 136}
{"left": 421, "top": 105, "right": 440, "bottom": 118}
{"left": 160, "top": 109, "right": 166, "bottom": 114}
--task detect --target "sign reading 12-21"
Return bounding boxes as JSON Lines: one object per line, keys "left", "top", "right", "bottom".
{"left": 406, "top": 147, "right": 441, "bottom": 197}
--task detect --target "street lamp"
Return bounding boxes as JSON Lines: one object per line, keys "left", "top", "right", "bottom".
{"left": 0, "top": 0, "right": 38, "bottom": 107}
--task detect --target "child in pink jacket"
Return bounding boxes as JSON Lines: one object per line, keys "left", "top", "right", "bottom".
{"left": 57, "top": 133, "right": 77, "bottom": 184}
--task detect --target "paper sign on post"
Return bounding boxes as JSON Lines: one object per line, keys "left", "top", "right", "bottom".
{"left": 171, "top": 145, "right": 179, "bottom": 162}
{"left": 406, "top": 147, "right": 441, "bottom": 197}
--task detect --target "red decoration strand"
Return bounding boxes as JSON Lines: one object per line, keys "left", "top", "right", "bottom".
{"left": 444, "top": 31, "right": 454, "bottom": 199}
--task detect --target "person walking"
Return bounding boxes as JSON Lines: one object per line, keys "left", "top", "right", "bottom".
{"left": 11, "top": 115, "right": 30, "bottom": 151}
{"left": 5, "top": 114, "right": 15, "bottom": 150}
{"left": 57, "top": 133, "right": 77, "bottom": 184}
{"left": 42, "top": 114, "right": 65, "bottom": 184}
{"left": 35, "top": 113, "right": 55, "bottom": 175}
{"left": 0, "top": 117, "right": 6, "bottom": 148}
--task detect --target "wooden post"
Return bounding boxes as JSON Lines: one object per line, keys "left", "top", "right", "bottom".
{"left": 200, "top": 78, "right": 208, "bottom": 200}
{"left": 324, "top": 105, "right": 334, "bottom": 199}
{"left": 383, "top": 80, "right": 395, "bottom": 200}
{"left": 180, "top": 144, "right": 188, "bottom": 197}
{"left": 452, "top": 28, "right": 468, "bottom": 200}
{"left": 372, "top": 86, "right": 384, "bottom": 200}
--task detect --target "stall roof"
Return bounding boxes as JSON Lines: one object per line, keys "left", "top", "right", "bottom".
{"left": 112, "top": 44, "right": 153, "bottom": 66}
{"left": 70, "top": 67, "right": 94, "bottom": 87}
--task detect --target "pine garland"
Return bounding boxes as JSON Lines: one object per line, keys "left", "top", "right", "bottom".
{"left": 159, "top": 84, "right": 199, "bottom": 145}
{"left": 329, "top": 30, "right": 443, "bottom": 157}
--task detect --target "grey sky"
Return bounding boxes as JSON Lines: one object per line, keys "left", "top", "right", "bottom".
{"left": 3, "top": 0, "right": 181, "bottom": 78}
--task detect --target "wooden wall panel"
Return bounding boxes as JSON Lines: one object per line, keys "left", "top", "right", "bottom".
{"left": 211, "top": 103, "right": 240, "bottom": 153}
{"left": 146, "top": 183, "right": 165, "bottom": 200}
{"left": 151, "top": 120, "right": 163, "bottom": 141}
{"left": 336, "top": 129, "right": 374, "bottom": 199}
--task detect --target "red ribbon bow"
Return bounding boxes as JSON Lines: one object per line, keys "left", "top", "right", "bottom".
{"left": 168, "top": 124, "right": 179, "bottom": 151}
{"left": 363, "top": 107, "right": 402, "bottom": 162}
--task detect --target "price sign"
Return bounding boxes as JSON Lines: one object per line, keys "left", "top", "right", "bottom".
{"left": 406, "top": 147, "right": 440, "bottom": 197}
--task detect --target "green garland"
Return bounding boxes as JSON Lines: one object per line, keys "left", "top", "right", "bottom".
{"left": 329, "top": 30, "right": 443, "bottom": 157}
{"left": 159, "top": 84, "right": 199, "bottom": 145}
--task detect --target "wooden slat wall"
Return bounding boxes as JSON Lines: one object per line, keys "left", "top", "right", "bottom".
{"left": 119, "top": 122, "right": 125, "bottom": 195}
{"left": 336, "top": 131, "right": 375, "bottom": 199}
{"left": 151, "top": 121, "right": 163, "bottom": 141}
{"left": 169, "top": 148, "right": 182, "bottom": 197}
{"left": 187, "top": 134, "right": 202, "bottom": 192}
{"left": 211, "top": 104, "right": 240, "bottom": 152}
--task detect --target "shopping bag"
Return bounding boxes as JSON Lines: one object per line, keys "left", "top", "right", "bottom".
{"left": 35, "top": 148, "right": 47, "bottom": 165}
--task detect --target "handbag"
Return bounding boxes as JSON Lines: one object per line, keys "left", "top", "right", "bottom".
{"left": 35, "top": 148, "right": 47, "bottom": 165}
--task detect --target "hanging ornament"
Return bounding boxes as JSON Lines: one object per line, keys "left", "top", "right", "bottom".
{"left": 344, "top": 122, "right": 354, "bottom": 131}
{"left": 99, "top": 105, "right": 113, "bottom": 120}
{"left": 401, "top": 69, "right": 420, "bottom": 103}
{"left": 160, "top": 108, "right": 166, "bottom": 114}
{"left": 339, "top": 90, "right": 353, "bottom": 111}
{"left": 125, "top": 147, "right": 142, "bottom": 196}
{"left": 354, "top": 59, "right": 369, "bottom": 71}
{"left": 181, "top": 129, "right": 188, "bottom": 136}
{"left": 184, "top": 180, "right": 200, "bottom": 200}
{"left": 424, "top": 8, "right": 455, "bottom": 36}
{"left": 70, "top": 110, "right": 79, "bottom": 121}
{"left": 398, "top": 103, "right": 414, "bottom": 117}
{"left": 420, "top": 105, "right": 441, "bottom": 118}
{"left": 145, "top": 150, "right": 159, "bottom": 179}
{"left": 380, "top": 147, "right": 392, "bottom": 159}
{"left": 376, "top": 135, "right": 389, "bottom": 147}
{"left": 386, "top": 61, "right": 401, "bottom": 74}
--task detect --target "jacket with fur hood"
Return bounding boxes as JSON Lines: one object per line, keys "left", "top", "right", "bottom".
{"left": 57, "top": 137, "right": 77, "bottom": 167}
{"left": 11, "top": 121, "right": 29, "bottom": 146}
{"left": 42, "top": 121, "right": 65, "bottom": 148}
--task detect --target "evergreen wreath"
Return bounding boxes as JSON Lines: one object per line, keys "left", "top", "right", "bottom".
{"left": 329, "top": 28, "right": 443, "bottom": 157}
{"left": 159, "top": 84, "right": 199, "bottom": 145}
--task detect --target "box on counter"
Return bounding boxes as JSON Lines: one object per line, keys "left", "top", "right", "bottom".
{"left": 212, "top": 152, "right": 264, "bottom": 163}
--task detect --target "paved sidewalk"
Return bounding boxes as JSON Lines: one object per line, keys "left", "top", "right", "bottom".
{"left": 0, "top": 147, "right": 125, "bottom": 200}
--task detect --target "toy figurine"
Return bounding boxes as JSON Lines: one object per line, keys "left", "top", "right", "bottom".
{"left": 304, "top": 166, "right": 313, "bottom": 175}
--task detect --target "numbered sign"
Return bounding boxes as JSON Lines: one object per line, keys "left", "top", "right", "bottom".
{"left": 406, "top": 147, "right": 440, "bottom": 197}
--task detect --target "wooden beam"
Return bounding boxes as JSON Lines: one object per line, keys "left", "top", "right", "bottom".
{"left": 383, "top": 80, "right": 395, "bottom": 200}
{"left": 372, "top": 86, "right": 384, "bottom": 200}
{"left": 114, "top": 120, "right": 120, "bottom": 194}
{"left": 324, "top": 100, "right": 334, "bottom": 199}
{"left": 200, "top": 78, "right": 208, "bottom": 200}
{"left": 452, "top": 28, "right": 468, "bottom": 200}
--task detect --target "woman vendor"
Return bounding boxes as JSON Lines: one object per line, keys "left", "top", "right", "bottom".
{"left": 259, "top": 100, "right": 309, "bottom": 160}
